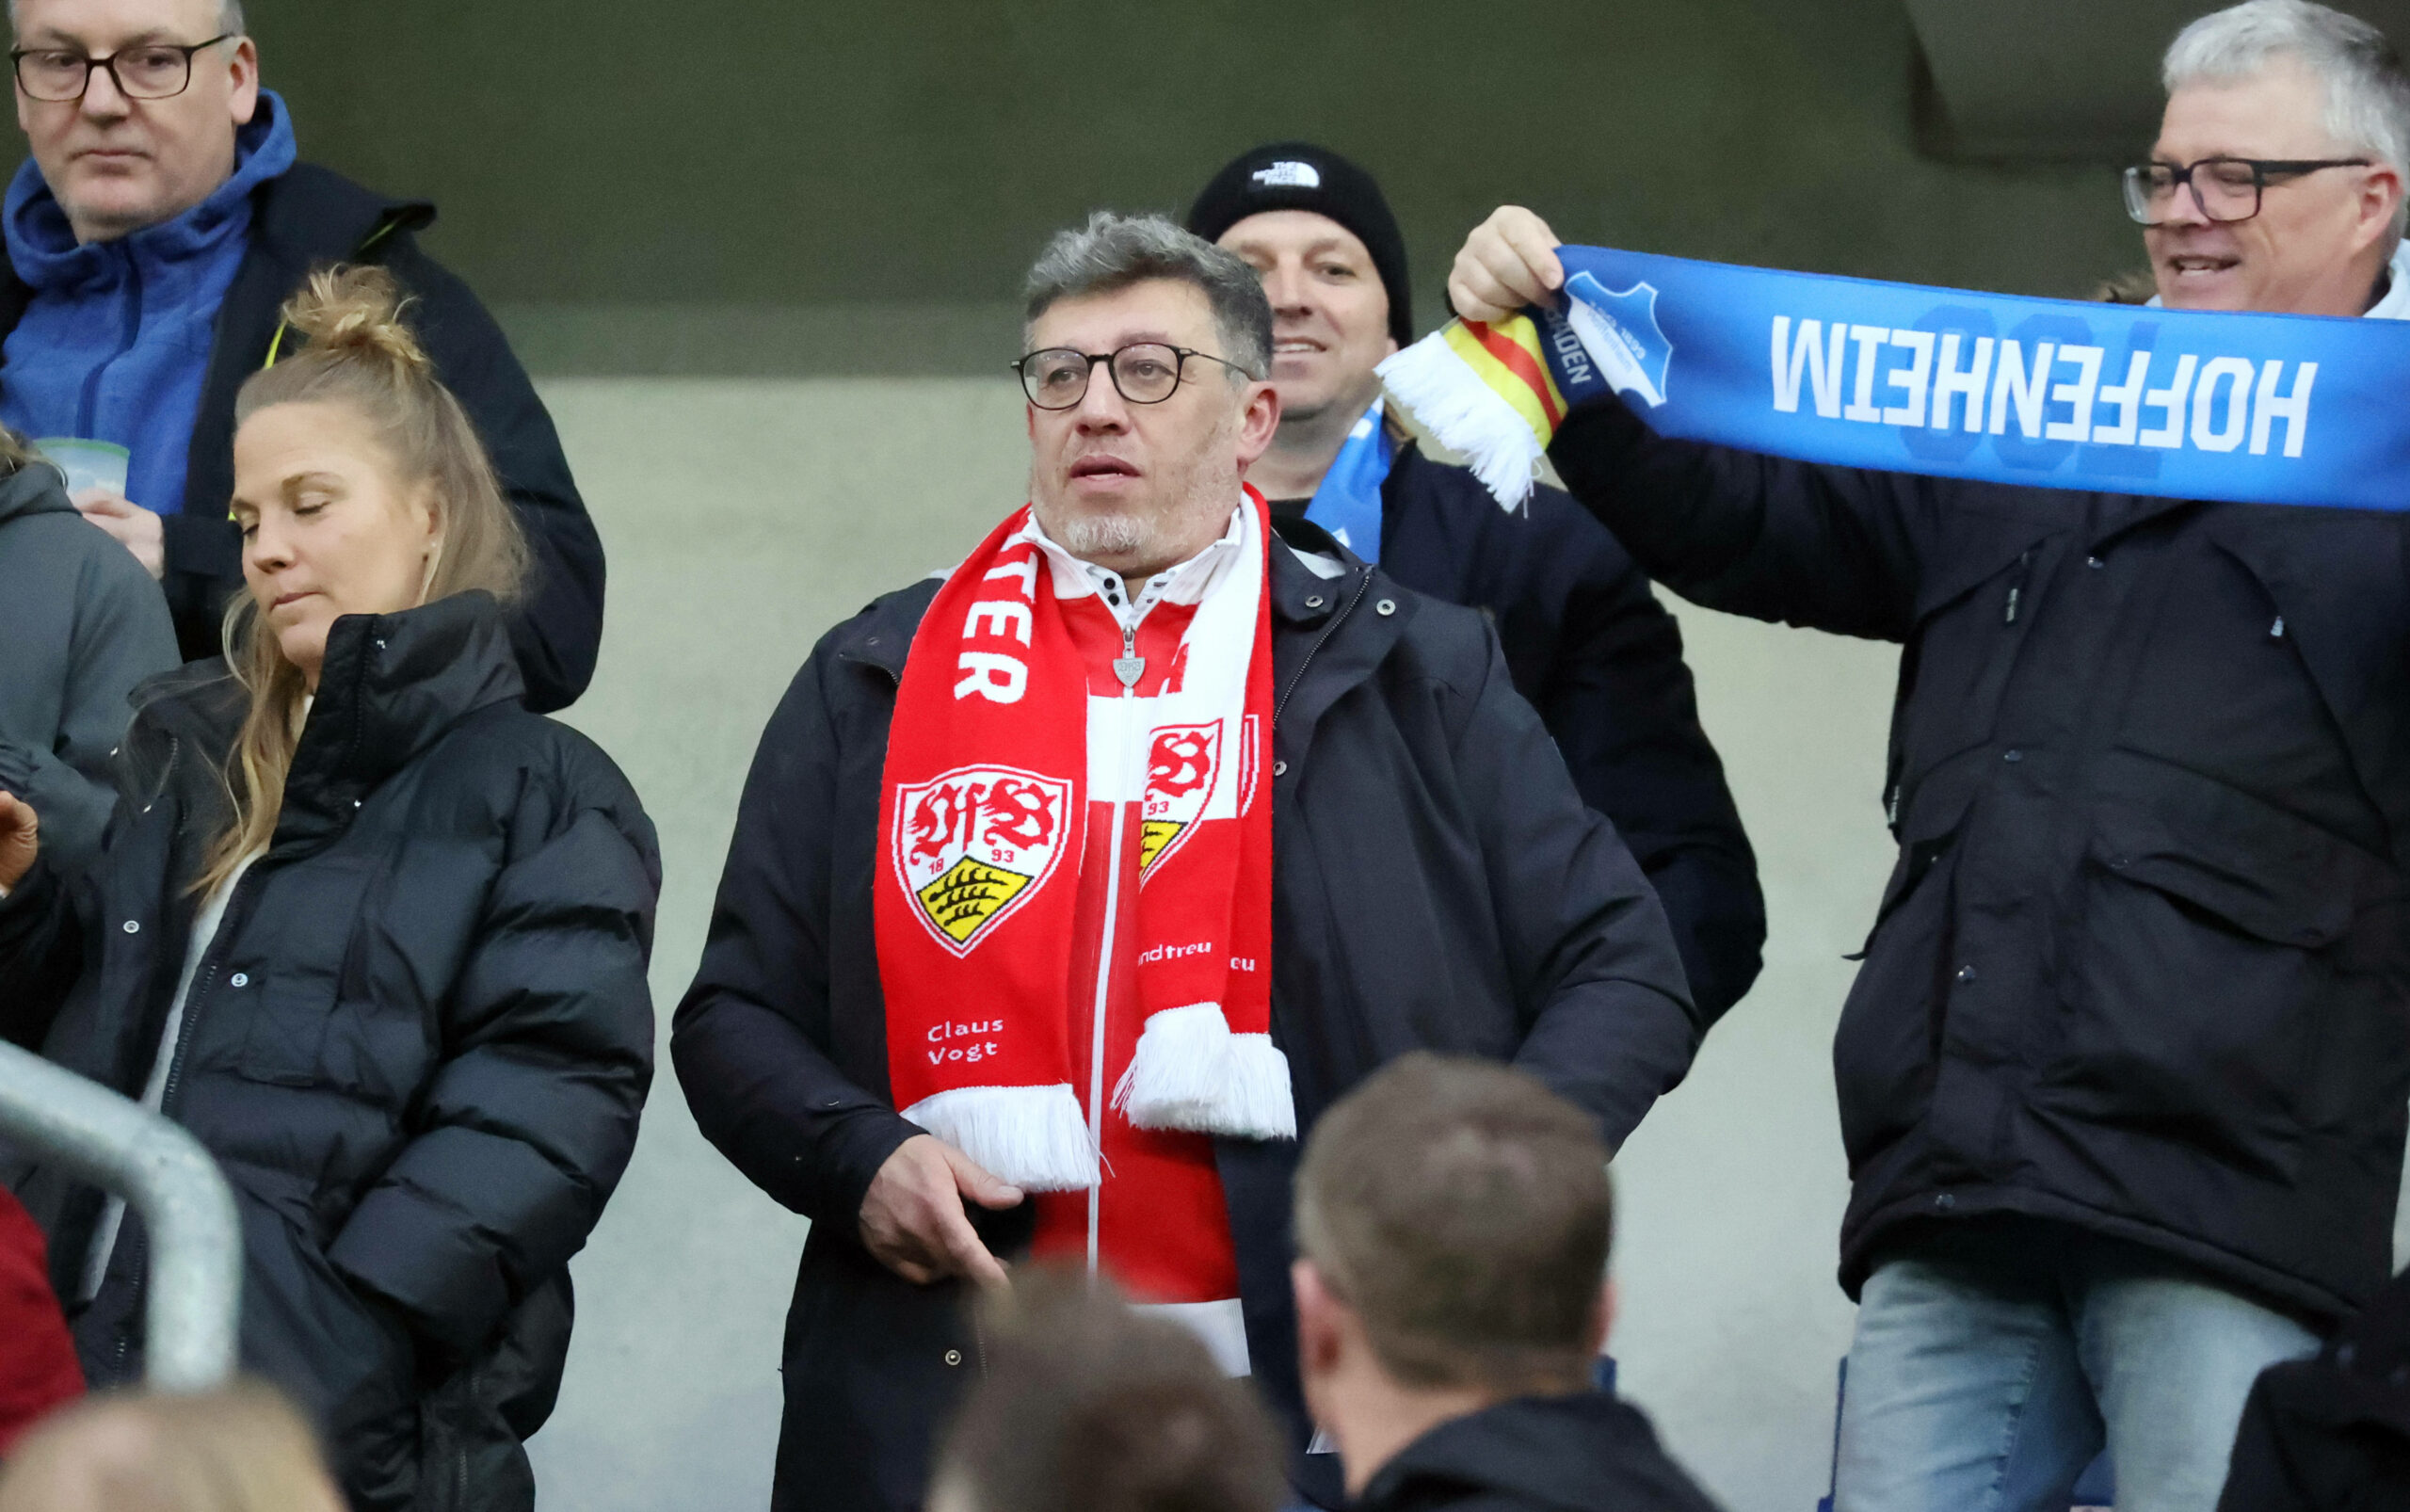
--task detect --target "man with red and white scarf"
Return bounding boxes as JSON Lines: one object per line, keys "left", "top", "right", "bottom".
{"left": 671, "top": 212, "right": 1699, "bottom": 1512}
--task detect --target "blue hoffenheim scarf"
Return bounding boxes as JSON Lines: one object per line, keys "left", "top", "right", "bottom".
{"left": 1301, "top": 398, "right": 1399, "bottom": 561}
{"left": 1380, "top": 243, "right": 2410, "bottom": 513}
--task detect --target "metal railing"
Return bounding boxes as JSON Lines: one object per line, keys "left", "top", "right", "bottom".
{"left": 0, "top": 1040, "right": 240, "bottom": 1391}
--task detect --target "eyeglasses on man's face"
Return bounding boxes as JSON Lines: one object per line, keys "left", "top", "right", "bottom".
{"left": 1015, "top": 343, "right": 1256, "bottom": 410}
{"left": 2122, "top": 155, "right": 2372, "bottom": 227}
{"left": 10, "top": 33, "right": 234, "bottom": 103}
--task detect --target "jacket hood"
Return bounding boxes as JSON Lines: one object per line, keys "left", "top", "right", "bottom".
{"left": 5, "top": 88, "right": 297, "bottom": 292}
{"left": 0, "top": 459, "right": 72, "bottom": 524}
{"left": 1358, "top": 1393, "right": 1719, "bottom": 1512}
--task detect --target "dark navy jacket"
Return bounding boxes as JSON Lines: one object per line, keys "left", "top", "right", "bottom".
{"left": 1552, "top": 392, "right": 2410, "bottom": 1327}
{"left": 0, "top": 153, "right": 603, "bottom": 713}
{"left": 1355, "top": 1392, "right": 1723, "bottom": 1512}
{"left": 1369, "top": 441, "right": 1762, "bottom": 1021}
{"left": 670, "top": 516, "right": 1700, "bottom": 1512}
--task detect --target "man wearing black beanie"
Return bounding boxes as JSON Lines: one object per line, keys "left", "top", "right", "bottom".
{"left": 1188, "top": 143, "right": 1766, "bottom": 1033}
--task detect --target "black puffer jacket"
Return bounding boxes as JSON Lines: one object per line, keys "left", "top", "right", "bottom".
{"left": 2220, "top": 1264, "right": 2410, "bottom": 1509}
{"left": 1551, "top": 393, "right": 2410, "bottom": 1327}
{"left": 0, "top": 592, "right": 657, "bottom": 1511}
{"left": 672, "top": 516, "right": 1698, "bottom": 1512}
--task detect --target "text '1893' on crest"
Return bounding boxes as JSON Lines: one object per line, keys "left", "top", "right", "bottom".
{"left": 892, "top": 764, "right": 1075, "bottom": 955}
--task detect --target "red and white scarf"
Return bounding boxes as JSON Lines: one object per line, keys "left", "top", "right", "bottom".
{"left": 875, "top": 493, "right": 1291, "bottom": 1190}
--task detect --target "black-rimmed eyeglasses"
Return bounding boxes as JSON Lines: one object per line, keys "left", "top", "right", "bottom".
{"left": 1015, "top": 343, "right": 1257, "bottom": 410}
{"left": 11, "top": 33, "right": 235, "bottom": 103}
{"left": 2122, "top": 155, "right": 2372, "bottom": 226}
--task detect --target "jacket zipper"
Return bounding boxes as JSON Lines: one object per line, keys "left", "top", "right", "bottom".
{"left": 111, "top": 862, "right": 265, "bottom": 1377}
{"left": 2002, "top": 547, "right": 2036, "bottom": 626}
{"left": 77, "top": 249, "right": 141, "bottom": 439}
{"left": 1085, "top": 620, "right": 1140, "bottom": 1275}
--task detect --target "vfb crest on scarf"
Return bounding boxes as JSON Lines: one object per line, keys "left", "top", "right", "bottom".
{"left": 892, "top": 764, "right": 1074, "bottom": 955}
{"left": 1140, "top": 722, "right": 1221, "bottom": 878}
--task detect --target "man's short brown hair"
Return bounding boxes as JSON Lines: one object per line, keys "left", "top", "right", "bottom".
{"left": 1293, "top": 1053, "right": 1613, "bottom": 1392}
{"left": 933, "top": 1268, "right": 1286, "bottom": 1512}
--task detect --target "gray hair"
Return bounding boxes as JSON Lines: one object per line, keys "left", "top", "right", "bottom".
{"left": 1023, "top": 212, "right": 1272, "bottom": 380}
{"left": 2164, "top": 1, "right": 2410, "bottom": 237}
{"left": 8, "top": 0, "right": 244, "bottom": 37}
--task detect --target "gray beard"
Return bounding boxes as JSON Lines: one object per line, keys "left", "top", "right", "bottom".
{"left": 1052, "top": 510, "right": 1151, "bottom": 561}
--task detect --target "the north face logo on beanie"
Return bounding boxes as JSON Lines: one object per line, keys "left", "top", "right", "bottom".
{"left": 1250, "top": 160, "right": 1321, "bottom": 190}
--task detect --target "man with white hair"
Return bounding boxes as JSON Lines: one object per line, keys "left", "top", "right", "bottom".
{"left": 1449, "top": 4, "right": 2410, "bottom": 1509}
{"left": 0, "top": 0, "right": 602, "bottom": 709}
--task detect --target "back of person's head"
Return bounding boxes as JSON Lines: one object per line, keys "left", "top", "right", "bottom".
{"left": 197, "top": 265, "right": 528, "bottom": 893}
{"left": 930, "top": 1267, "right": 1286, "bottom": 1512}
{"left": 1293, "top": 1053, "right": 1613, "bottom": 1394}
{"left": 0, "top": 1381, "right": 344, "bottom": 1512}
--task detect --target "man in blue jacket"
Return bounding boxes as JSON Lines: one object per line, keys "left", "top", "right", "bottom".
{"left": 1187, "top": 144, "right": 1763, "bottom": 1021}
{"left": 0, "top": 0, "right": 602, "bottom": 710}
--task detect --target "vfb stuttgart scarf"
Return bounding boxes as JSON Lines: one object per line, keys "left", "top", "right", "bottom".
{"left": 874, "top": 494, "right": 1292, "bottom": 1191}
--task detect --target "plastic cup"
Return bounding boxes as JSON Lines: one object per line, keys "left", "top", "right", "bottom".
{"left": 34, "top": 438, "right": 130, "bottom": 500}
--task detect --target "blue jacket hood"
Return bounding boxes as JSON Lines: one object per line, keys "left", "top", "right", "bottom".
{"left": 5, "top": 88, "right": 297, "bottom": 291}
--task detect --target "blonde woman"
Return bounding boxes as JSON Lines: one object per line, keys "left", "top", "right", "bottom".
{"left": 0, "top": 268, "right": 657, "bottom": 1512}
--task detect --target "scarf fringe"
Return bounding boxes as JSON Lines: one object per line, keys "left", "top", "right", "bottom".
{"left": 1377, "top": 331, "right": 1543, "bottom": 509}
{"left": 1222, "top": 1032, "right": 1297, "bottom": 1139}
{"left": 901, "top": 1083, "right": 1099, "bottom": 1191}
{"left": 1114, "top": 1003, "right": 1297, "bottom": 1140}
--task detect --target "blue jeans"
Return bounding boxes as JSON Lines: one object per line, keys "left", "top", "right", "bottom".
{"left": 1834, "top": 1223, "right": 2319, "bottom": 1512}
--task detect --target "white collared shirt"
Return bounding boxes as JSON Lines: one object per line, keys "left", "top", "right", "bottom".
{"left": 1020, "top": 504, "right": 1251, "bottom": 634}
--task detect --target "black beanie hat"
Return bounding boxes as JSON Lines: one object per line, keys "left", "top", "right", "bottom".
{"left": 1186, "top": 142, "right": 1414, "bottom": 347}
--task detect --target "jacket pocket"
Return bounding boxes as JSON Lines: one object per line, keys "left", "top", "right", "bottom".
{"left": 227, "top": 854, "right": 381, "bottom": 1090}
{"left": 235, "top": 978, "right": 334, "bottom": 1088}
{"left": 1832, "top": 820, "right": 1963, "bottom": 1171}
{"left": 2046, "top": 798, "right": 2364, "bottom": 1184}
{"left": 411, "top": 1358, "right": 538, "bottom": 1512}
{"left": 237, "top": 1197, "right": 422, "bottom": 1509}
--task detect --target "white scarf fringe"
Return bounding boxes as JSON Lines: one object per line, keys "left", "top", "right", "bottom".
{"left": 901, "top": 1083, "right": 1100, "bottom": 1191}
{"left": 1114, "top": 1002, "right": 1297, "bottom": 1141}
{"left": 1377, "top": 332, "right": 1544, "bottom": 509}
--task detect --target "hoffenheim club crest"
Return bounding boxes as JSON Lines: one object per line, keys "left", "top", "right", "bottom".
{"left": 1564, "top": 270, "right": 1673, "bottom": 409}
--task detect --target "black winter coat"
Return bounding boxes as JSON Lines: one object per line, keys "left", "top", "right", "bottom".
{"left": 670, "top": 517, "right": 1698, "bottom": 1512}
{"left": 0, "top": 593, "right": 658, "bottom": 1512}
{"left": 1550, "top": 393, "right": 2410, "bottom": 1326}
{"left": 1370, "top": 442, "right": 1763, "bottom": 1020}
{"left": 2220, "top": 1265, "right": 2410, "bottom": 1510}
{"left": 0, "top": 163, "right": 606, "bottom": 713}
{"left": 1353, "top": 1393, "right": 1724, "bottom": 1512}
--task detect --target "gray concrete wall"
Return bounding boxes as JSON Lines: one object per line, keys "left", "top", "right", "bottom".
{"left": 527, "top": 378, "right": 1901, "bottom": 1511}
{"left": 203, "top": 0, "right": 2152, "bottom": 375}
